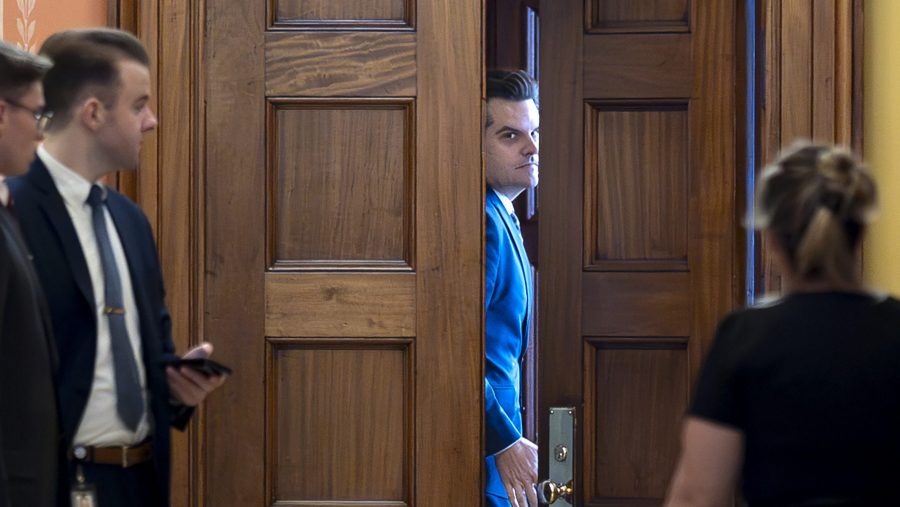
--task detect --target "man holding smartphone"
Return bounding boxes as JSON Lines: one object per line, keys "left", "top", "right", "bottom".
{"left": 9, "top": 28, "right": 227, "bottom": 506}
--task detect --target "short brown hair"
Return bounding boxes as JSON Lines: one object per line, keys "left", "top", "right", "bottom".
{"left": 486, "top": 69, "right": 538, "bottom": 127}
{"left": 0, "top": 40, "right": 51, "bottom": 99}
{"left": 39, "top": 28, "right": 149, "bottom": 130}
{"left": 754, "top": 142, "right": 878, "bottom": 287}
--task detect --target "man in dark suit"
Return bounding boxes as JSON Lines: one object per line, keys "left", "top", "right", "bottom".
{"left": 0, "top": 39, "right": 59, "bottom": 507}
{"left": 483, "top": 70, "right": 540, "bottom": 507}
{"left": 9, "top": 28, "right": 226, "bottom": 506}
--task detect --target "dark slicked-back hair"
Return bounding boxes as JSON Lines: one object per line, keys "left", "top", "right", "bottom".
{"left": 0, "top": 40, "right": 51, "bottom": 99}
{"left": 39, "top": 28, "right": 149, "bottom": 130}
{"left": 486, "top": 69, "right": 538, "bottom": 127}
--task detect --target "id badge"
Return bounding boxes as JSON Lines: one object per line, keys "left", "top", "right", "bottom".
{"left": 70, "top": 483, "right": 97, "bottom": 507}
{"left": 71, "top": 463, "right": 97, "bottom": 507}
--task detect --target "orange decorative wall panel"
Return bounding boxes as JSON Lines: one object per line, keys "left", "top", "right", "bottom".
{"left": 1, "top": 0, "right": 106, "bottom": 52}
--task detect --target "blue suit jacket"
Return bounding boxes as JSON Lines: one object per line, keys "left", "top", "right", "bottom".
{"left": 9, "top": 158, "right": 191, "bottom": 506}
{"left": 484, "top": 189, "right": 532, "bottom": 499}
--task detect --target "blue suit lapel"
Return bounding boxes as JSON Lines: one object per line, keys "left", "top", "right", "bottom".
{"left": 487, "top": 191, "right": 532, "bottom": 355}
{"left": 28, "top": 160, "right": 94, "bottom": 308}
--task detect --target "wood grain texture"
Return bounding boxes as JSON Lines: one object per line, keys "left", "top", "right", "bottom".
{"left": 415, "top": 0, "right": 483, "bottom": 505}
{"left": 812, "top": 0, "right": 836, "bottom": 142}
{"left": 781, "top": 0, "right": 813, "bottom": 142}
{"left": 586, "top": 103, "right": 688, "bottom": 268}
{"left": 587, "top": 0, "right": 690, "bottom": 33}
{"left": 266, "top": 32, "right": 416, "bottom": 97}
{"left": 541, "top": 2, "right": 738, "bottom": 504}
{"left": 539, "top": 0, "right": 586, "bottom": 486}
{"left": 275, "top": 0, "right": 406, "bottom": 21}
{"left": 687, "top": 0, "right": 736, "bottom": 377}
{"left": 584, "top": 342, "right": 688, "bottom": 501}
{"left": 581, "top": 272, "right": 690, "bottom": 337}
{"left": 759, "top": 0, "right": 863, "bottom": 297}
{"left": 265, "top": 273, "right": 415, "bottom": 337}
{"left": 269, "top": 100, "right": 414, "bottom": 268}
{"left": 203, "top": 0, "right": 267, "bottom": 504}
{"left": 267, "top": 340, "right": 411, "bottom": 503}
{"left": 583, "top": 34, "right": 692, "bottom": 99}
{"left": 114, "top": 0, "right": 199, "bottom": 504}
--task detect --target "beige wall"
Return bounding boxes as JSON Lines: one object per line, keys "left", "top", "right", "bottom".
{"left": 1, "top": 0, "right": 106, "bottom": 50}
{"left": 864, "top": 0, "right": 900, "bottom": 292}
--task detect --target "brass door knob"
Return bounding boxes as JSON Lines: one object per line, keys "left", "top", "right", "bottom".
{"left": 536, "top": 479, "right": 573, "bottom": 504}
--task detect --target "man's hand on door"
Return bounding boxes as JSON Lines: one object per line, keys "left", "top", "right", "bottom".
{"left": 495, "top": 437, "right": 538, "bottom": 507}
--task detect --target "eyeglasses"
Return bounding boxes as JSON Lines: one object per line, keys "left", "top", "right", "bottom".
{"left": 2, "top": 96, "right": 54, "bottom": 132}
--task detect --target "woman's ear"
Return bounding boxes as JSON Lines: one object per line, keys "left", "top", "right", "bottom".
{"left": 0, "top": 101, "right": 8, "bottom": 131}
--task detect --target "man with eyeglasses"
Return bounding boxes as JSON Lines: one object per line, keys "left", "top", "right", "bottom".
{"left": 0, "top": 40, "right": 61, "bottom": 507}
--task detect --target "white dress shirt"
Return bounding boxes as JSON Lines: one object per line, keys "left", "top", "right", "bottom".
{"left": 492, "top": 188, "right": 516, "bottom": 217}
{"left": 38, "top": 145, "right": 150, "bottom": 446}
{"left": 0, "top": 175, "right": 9, "bottom": 208}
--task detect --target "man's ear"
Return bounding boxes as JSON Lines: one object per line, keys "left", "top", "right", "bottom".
{"left": 80, "top": 98, "right": 106, "bottom": 131}
{"left": 0, "top": 102, "right": 8, "bottom": 136}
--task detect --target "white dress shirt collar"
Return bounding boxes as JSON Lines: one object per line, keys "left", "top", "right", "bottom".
{"left": 491, "top": 187, "right": 516, "bottom": 217}
{"left": 38, "top": 144, "right": 106, "bottom": 208}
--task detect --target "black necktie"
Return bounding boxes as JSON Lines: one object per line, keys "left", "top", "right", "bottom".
{"left": 86, "top": 185, "right": 144, "bottom": 431}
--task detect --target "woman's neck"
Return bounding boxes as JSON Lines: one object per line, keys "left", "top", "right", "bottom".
{"left": 781, "top": 275, "right": 866, "bottom": 295}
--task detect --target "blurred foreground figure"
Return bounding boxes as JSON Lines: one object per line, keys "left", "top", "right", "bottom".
{"left": 665, "top": 143, "right": 900, "bottom": 507}
{"left": 0, "top": 40, "right": 59, "bottom": 507}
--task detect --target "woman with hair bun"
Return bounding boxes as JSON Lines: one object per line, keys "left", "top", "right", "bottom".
{"left": 665, "top": 142, "right": 900, "bottom": 507}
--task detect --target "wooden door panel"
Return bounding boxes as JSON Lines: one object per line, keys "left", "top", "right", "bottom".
{"left": 583, "top": 35, "right": 691, "bottom": 98}
{"left": 265, "top": 33, "right": 416, "bottom": 97}
{"left": 204, "top": 0, "right": 481, "bottom": 505}
{"left": 585, "top": 344, "right": 687, "bottom": 502}
{"left": 586, "top": 0, "right": 690, "bottom": 33}
{"left": 541, "top": 0, "right": 737, "bottom": 505}
{"left": 270, "top": 100, "right": 414, "bottom": 268}
{"left": 265, "top": 273, "right": 416, "bottom": 337}
{"left": 586, "top": 103, "right": 689, "bottom": 267}
{"left": 266, "top": 341, "right": 412, "bottom": 503}
{"left": 582, "top": 273, "right": 690, "bottom": 337}
{"left": 274, "top": 0, "right": 408, "bottom": 24}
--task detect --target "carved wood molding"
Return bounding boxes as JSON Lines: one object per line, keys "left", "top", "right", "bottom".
{"left": 110, "top": 0, "right": 205, "bottom": 505}
{"left": 757, "top": 0, "right": 864, "bottom": 296}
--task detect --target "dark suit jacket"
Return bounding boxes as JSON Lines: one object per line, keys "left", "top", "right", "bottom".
{"left": 484, "top": 189, "right": 532, "bottom": 498}
{"left": 0, "top": 204, "right": 59, "bottom": 507}
{"left": 9, "top": 158, "right": 192, "bottom": 506}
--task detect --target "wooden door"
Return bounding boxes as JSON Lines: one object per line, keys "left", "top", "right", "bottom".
{"left": 539, "top": 1, "right": 739, "bottom": 505}
{"left": 198, "top": 1, "right": 483, "bottom": 505}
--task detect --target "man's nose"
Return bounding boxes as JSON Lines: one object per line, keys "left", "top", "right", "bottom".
{"left": 144, "top": 109, "right": 159, "bottom": 131}
{"left": 523, "top": 136, "right": 538, "bottom": 157}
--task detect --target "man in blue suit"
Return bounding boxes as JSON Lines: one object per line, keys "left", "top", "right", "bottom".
{"left": 484, "top": 70, "right": 540, "bottom": 507}
{"left": 9, "top": 28, "right": 226, "bottom": 506}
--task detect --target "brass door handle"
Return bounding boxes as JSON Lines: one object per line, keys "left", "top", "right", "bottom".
{"left": 536, "top": 479, "right": 573, "bottom": 504}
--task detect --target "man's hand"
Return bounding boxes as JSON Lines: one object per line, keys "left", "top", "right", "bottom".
{"left": 166, "top": 342, "right": 228, "bottom": 406}
{"left": 494, "top": 438, "right": 538, "bottom": 507}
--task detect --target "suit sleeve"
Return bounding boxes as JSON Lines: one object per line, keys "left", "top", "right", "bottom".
{"left": 484, "top": 211, "right": 522, "bottom": 455}
{"left": 0, "top": 254, "right": 11, "bottom": 507}
{"left": 142, "top": 216, "right": 195, "bottom": 430}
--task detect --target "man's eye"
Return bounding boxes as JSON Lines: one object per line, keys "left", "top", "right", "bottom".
{"left": 502, "top": 132, "right": 517, "bottom": 139}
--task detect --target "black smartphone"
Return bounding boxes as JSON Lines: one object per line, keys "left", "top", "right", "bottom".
{"left": 164, "top": 358, "right": 232, "bottom": 377}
